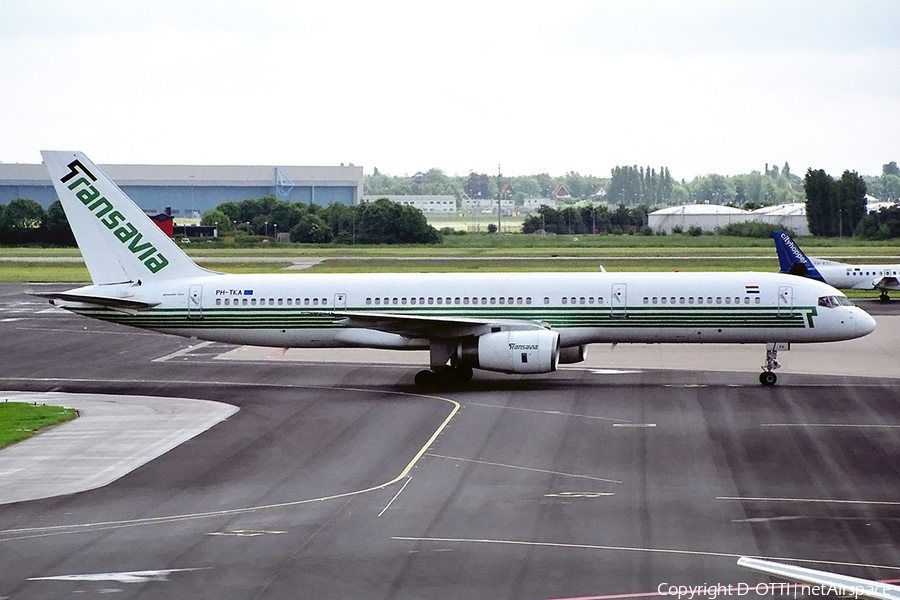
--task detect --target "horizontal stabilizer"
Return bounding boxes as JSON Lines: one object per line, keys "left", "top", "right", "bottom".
{"left": 32, "top": 291, "right": 159, "bottom": 311}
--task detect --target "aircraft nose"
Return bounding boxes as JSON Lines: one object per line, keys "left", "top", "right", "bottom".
{"left": 856, "top": 309, "right": 877, "bottom": 337}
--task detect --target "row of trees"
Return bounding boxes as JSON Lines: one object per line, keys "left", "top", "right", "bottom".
{"left": 365, "top": 162, "right": 809, "bottom": 209}
{"left": 521, "top": 204, "right": 649, "bottom": 235}
{"left": 608, "top": 166, "right": 675, "bottom": 206}
{"left": 804, "top": 169, "right": 867, "bottom": 237}
{"left": 203, "top": 196, "right": 441, "bottom": 244}
{"left": 0, "top": 198, "right": 74, "bottom": 245}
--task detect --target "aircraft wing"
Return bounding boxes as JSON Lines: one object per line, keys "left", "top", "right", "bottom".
{"left": 326, "top": 310, "right": 549, "bottom": 339}
{"left": 737, "top": 557, "right": 900, "bottom": 600}
{"left": 32, "top": 291, "right": 159, "bottom": 314}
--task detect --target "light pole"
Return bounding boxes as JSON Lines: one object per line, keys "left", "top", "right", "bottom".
{"left": 265, "top": 221, "right": 268, "bottom": 238}
{"left": 273, "top": 223, "right": 278, "bottom": 241}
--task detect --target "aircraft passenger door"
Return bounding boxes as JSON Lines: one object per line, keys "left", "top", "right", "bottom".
{"left": 188, "top": 284, "right": 203, "bottom": 319}
{"left": 611, "top": 283, "right": 627, "bottom": 318}
{"left": 334, "top": 293, "right": 347, "bottom": 311}
{"left": 777, "top": 285, "right": 793, "bottom": 317}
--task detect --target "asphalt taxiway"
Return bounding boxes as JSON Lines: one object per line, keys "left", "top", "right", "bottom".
{"left": 1, "top": 284, "right": 900, "bottom": 600}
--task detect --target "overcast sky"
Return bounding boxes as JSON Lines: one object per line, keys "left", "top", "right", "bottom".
{"left": 1, "top": 1, "right": 897, "bottom": 180}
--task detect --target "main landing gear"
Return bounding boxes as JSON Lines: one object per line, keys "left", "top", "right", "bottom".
{"left": 414, "top": 365, "right": 473, "bottom": 388}
{"left": 759, "top": 343, "right": 783, "bottom": 386}
{"left": 880, "top": 290, "right": 891, "bottom": 302}
{"left": 414, "top": 340, "right": 475, "bottom": 388}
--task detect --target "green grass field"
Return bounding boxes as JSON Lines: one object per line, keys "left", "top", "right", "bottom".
{"left": 0, "top": 401, "right": 78, "bottom": 449}
{"left": 2, "top": 234, "right": 900, "bottom": 283}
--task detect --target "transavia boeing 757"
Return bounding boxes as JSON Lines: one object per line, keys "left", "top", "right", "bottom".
{"left": 38, "top": 151, "right": 875, "bottom": 387}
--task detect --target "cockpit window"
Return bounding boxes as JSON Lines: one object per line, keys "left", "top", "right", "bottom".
{"left": 818, "top": 295, "right": 852, "bottom": 308}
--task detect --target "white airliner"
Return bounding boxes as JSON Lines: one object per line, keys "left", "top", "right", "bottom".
{"left": 37, "top": 151, "right": 875, "bottom": 387}
{"left": 774, "top": 230, "right": 900, "bottom": 301}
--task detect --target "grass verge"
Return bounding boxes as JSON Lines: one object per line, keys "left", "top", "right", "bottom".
{"left": 0, "top": 401, "right": 78, "bottom": 450}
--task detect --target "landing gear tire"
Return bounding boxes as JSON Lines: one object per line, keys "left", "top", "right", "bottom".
{"left": 880, "top": 291, "right": 891, "bottom": 302}
{"left": 759, "top": 371, "right": 777, "bottom": 386}
{"left": 453, "top": 365, "right": 474, "bottom": 382}
{"left": 415, "top": 369, "right": 437, "bottom": 388}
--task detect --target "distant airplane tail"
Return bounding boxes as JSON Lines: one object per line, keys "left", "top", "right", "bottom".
{"left": 772, "top": 230, "right": 826, "bottom": 283}
{"left": 42, "top": 151, "right": 216, "bottom": 284}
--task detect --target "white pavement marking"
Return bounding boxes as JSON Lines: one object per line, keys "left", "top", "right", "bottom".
{"left": 466, "top": 401, "right": 631, "bottom": 423}
{"left": 717, "top": 496, "right": 900, "bottom": 506}
{"left": 425, "top": 452, "right": 622, "bottom": 484}
{"left": 0, "top": 392, "right": 238, "bottom": 505}
{"left": 153, "top": 341, "right": 215, "bottom": 362}
{"left": 27, "top": 568, "right": 206, "bottom": 583}
{"left": 378, "top": 477, "right": 412, "bottom": 517}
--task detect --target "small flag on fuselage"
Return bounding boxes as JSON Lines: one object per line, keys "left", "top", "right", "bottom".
{"left": 745, "top": 285, "right": 760, "bottom": 294}
{"left": 244, "top": 290, "right": 254, "bottom": 295}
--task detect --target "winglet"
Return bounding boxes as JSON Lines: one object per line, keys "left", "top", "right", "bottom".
{"left": 41, "top": 151, "right": 217, "bottom": 284}
{"left": 772, "top": 230, "right": 826, "bottom": 283}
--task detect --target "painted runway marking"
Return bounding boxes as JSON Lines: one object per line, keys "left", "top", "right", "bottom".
{"left": 378, "top": 476, "right": 412, "bottom": 517}
{"left": 207, "top": 529, "right": 285, "bottom": 537}
{"left": 28, "top": 567, "right": 206, "bottom": 583}
{"left": 760, "top": 423, "right": 900, "bottom": 428}
{"left": 612, "top": 423, "right": 656, "bottom": 428}
{"left": 466, "top": 401, "right": 631, "bottom": 423}
{"left": 544, "top": 492, "right": 615, "bottom": 498}
{"left": 718, "top": 496, "right": 900, "bottom": 506}
{"left": 390, "top": 536, "right": 900, "bottom": 572}
{"left": 154, "top": 341, "right": 215, "bottom": 362}
{"left": 425, "top": 452, "right": 622, "bottom": 484}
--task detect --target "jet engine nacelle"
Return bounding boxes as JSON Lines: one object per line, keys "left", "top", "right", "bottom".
{"left": 459, "top": 329, "right": 559, "bottom": 374}
{"left": 558, "top": 344, "right": 588, "bottom": 364}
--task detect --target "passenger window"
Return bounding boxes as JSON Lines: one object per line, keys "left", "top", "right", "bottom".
{"left": 216, "top": 298, "right": 222, "bottom": 306}
{"left": 311, "top": 298, "right": 317, "bottom": 305}
{"left": 544, "top": 297, "right": 550, "bottom": 304}
{"left": 679, "top": 297, "right": 685, "bottom": 304}
{"left": 643, "top": 297, "right": 649, "bottom": 304}
{"left": 243, "top": 298, "right": 249, "bottom": 306}
{"left": 579, "top": 297, "right": 585, "bottom": 304}
{"left": 561, "top": 297, "right": 567, "bottom": 305}
{"left": 517, "top": 297, "right": 523, "bottom": 305}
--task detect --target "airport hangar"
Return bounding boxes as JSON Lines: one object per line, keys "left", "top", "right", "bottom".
{"left": 0, "top": 162, "right": 364, "bottom": 217}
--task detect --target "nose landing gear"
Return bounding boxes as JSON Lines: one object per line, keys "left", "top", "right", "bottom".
{"left": 760, "top": 343, "right": 784, "bottom": 386}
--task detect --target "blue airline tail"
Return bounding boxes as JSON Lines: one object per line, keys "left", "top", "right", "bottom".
{"left": 771, "top": 230, "right": 826, "bottom": 283}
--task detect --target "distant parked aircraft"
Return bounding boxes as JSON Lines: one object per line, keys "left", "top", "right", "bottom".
{"left": 773, "top": 230, "right": 900, "bottom": 301}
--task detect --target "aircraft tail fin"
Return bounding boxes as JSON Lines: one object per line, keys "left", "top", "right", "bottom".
{"left": 772, "top": 230, "right": 826, "bottom": 283}
{"left": 42, "top": 151, "right": 217, "bottom": 284}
